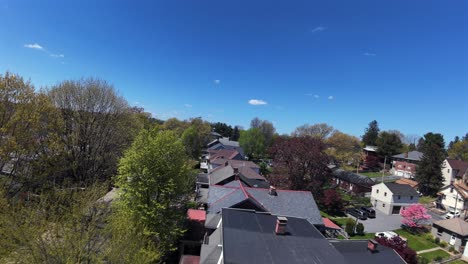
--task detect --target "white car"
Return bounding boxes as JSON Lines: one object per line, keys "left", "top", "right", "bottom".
{"left": 375, "top": 231, "right": 407, "bottom": 242}
{"left": 445, "top": 211, "right": 461, "bottom": 219}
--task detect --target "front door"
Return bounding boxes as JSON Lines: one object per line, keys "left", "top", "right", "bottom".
{"left": 450, "top": 235, "right": 456, "bottom": 246}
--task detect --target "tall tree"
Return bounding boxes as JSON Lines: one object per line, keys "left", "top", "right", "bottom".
{"left": 448, "top": 140, "right": 468, "bottom": 161}
{"left": 326, "top": 131, "right": 361, "bottom": 166}
{"left": 211, "top": 122, "right": 233, "bottom": 138}
{"left": 250, "top": 117, "right": 276, "bottom": 147}
{"left": 376, "top": 131, "right": 404, "bottom": 158}
{"left": 181, "top": 118, "right": 211, "bottom": 159}
{"left": 48, "top": 78, "right": 137, "bottom": 186}
{"left": 231, "top": 126, "right": 241, "bottom": 141}
{"left": 115, "top": 128, "right": 193, "bottom": 260}
{"left": 362, "top": 120, "right": 380, "bottom": 146}
{"left": 268, "top": 136, "right": 330, "bottom": 196}
{"left": 292, "top": 123, "right": 334, "bottom": 140}
{"left": 239, "top": 128, "right": 266, "bottom": 159}
{"left": 415, "top": 133, "right": 446, "bottom": 196}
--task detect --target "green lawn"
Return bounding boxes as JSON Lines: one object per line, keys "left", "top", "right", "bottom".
{"left": 418, "top": 249, "right": 451, "bottom": 263}
{"left": 419, "top": 196, "right": 436, "bottom": 205}
{"left": 393, "top": 229, "right": 439, "bottom": 251}
{"left": 447, "top": 260, "right": 467, "bottom": 264}
{"left": 359, "top": 172, "right": 391, "bottom": 178}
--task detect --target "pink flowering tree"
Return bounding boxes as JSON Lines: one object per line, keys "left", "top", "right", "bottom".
{"left": 400, "top": 203, "right": 431, "bottom": 228}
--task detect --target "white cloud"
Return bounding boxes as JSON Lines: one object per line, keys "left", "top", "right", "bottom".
{"left": 50, "top": 53, "right": 65, "bottom": 58}
{"left": 363, "top": 52, "right": 376, "bottom": 56}
{"left": 184, "top": 104, "right": 192, "bottom": 108}
{"left": 213, "top": 79, "right": 220, "bottom": 85}
{"left": 248, "top": 99, "right": 267, "bottom": 105}
{"left": 24, "top": 43, "right": 44, "bottom": 50}
{"left": 311, "top": 26, "right": 326, "bottom": 33}
{"left": 328, "top": 96, "right": 334, "bottom": 100}
{"left": 305, "top": 93, "right": 320, "bottom": 99}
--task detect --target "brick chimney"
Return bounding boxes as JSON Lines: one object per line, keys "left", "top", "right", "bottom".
{"left": 275, "top": 216, "right": 288, "bottom": 235}
{"left": 367, "top": 239, "right": 378, "bottom": 253}
{"left": 233, "top": 167, "right": 239, "bottom": 174}
{"left": 269, "top": 186, "right": 277, "bottom": 196}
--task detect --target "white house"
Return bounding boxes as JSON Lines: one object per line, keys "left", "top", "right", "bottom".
{"left": 371, "top": 182, "right": 420, "bottom": 215}
{"left": 437, "top": 183, "right": 468, "bottom": 213}
{"left": 442, "top": 159, "right": 468, "bottom": 187}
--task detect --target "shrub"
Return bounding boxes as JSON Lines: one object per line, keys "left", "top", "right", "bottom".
{"left": 356, "top": 223, "right": 365, "bottom": 236}
{"left": 440, "top": 241, "right": 448, "bottom": 248}
{"left": 345, "top": 218, "right": 355, "bottom": 236}
{"left": 434, "top": 237, "right": 440, "bottom": 244}
{"left": 448, "top": 246, "right": 455, "bottom": 252}
{"left": 418, "top": 256, "right": 429, "bottom": 264}
{"left": 425, "top": 233, "right": 433, "bottom": 241}
{"left": 434, "top": 256, "right": 443, "bottom": 261}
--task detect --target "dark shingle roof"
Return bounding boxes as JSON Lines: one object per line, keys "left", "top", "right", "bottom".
{"left": 221, "top": 209, "right": 346, "bottom": 264}
{"left": 331, "top": 240, "right": 406, "bottom": 264}
{"left": 447, "top": 159, "right": 468, "bottom": 177}
{"left": 385, "top": 182, "right": 419, "bottom": 196}
{"left": 392, "top": 151, "right": 423, "bottom": 161}
{"left": 210, "top": 158, "right": 259, "bottom": 169}
{"left": 206, "top": 183, "right": 323, "bottom": 225}
{"left": 332, "top": 169, "right": 375, "bottom": 188}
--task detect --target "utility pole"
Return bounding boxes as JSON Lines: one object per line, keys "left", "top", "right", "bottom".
{"left": 382, "top": 156, "right": 387, "bottom": 183}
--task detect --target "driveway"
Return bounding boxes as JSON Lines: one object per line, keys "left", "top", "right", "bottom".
{"left": 347, "top": 209, "right": 403, "bottom": 233}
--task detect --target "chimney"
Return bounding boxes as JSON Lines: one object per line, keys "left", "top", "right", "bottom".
{"left": 367, "top": 239, "right": 378, "bottom": 253}
{"left": 404, "top": 152, "right": 409, "bottom": 158}
{"left": 233, "top": 167, "right": 239, "bottom": 174}
{"left": 269, "top": 186, "right": 278, "bottom": 196}
{"left": 275, "top": 216, "right": 288, "bottom": 235}
{"left": 225, "top": 161, "right": 229, "bottom": 166}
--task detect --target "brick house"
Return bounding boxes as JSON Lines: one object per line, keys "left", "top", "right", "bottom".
{"left": 391, "top": 151, "right": 423, "bottom": 178}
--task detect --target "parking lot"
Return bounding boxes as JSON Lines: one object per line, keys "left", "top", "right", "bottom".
{"left": 346, "top": 208, "right": 403, "bottom": 233}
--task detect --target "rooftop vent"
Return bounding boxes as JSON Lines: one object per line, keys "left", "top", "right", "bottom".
{"left": 275, "top": 216, "right": 288, "bottom": 235}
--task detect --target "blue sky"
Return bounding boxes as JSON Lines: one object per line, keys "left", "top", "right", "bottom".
{"left": 1, "top": 0, "right": 467, "bottom": 141}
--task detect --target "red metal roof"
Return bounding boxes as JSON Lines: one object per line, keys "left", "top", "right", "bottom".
{"left": 322, "top": 217, "right": 342, "bottom": 230}
{"left": 187, "top": 209, "right": 206, "bottom": 222}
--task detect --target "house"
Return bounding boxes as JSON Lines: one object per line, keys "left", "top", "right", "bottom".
{"left": 432, "top": 218, "right": 468, "bottom": 252}
{"left": 391, "top": 151, "right": 423, "bottom": 178}
{"left": 436, "top": 183, "right": 468, "bottom": 213}
{"left": 206, "top": 137, "right": 244, "bottom": 156}
{"left": 442, "top": 159, "right": 468, "bottom": 187}
{"left": 205, "top": 181, "right": 323, "bottom": 227}
{"left": 395, "top": 178, "right": 419, "bottom": 191}
{"left": 371, "top": 182, "right": 419, "bottom": 215}
{"left": 200, "top": 149, "right": 244, "bottom": 172}
{"left": 209, "top": 158, "right": 260, "bottom": 173}
{"left": 361, "top": 145, "right": 381, "bottom": 170}
{"left": 331, "top": 169, "right": 375, "bottom": 195}
{"left": 207, "top": 164, "right": 269, "bottom": 188}
{"left": 199, "top": 208, "right": 405, "bottom": 264}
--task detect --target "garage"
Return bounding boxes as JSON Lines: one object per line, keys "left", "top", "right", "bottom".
{"left": 392, "top": 206, "right": 401, "bottom": 214}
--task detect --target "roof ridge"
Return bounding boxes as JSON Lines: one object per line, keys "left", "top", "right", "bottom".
{"left": 210, "top": 188, "right": 242, "bottom": 207}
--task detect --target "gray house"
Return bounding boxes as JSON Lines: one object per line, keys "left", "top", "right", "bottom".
{"left": 432, "top": 218, "right": 468, "bottom": 251}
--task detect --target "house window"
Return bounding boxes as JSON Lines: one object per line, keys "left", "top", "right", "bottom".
{"left": 384, "top": 192, "right": 387, "bottom": 197}
{"left": 450, "top": 188, "right": 454, "bottom": 193}
{"left": 376, "top": 189, "right": 379, "bottom": 194}
{"left": 448, "top": 169, "right": 450, "bottom": 173}
{"left": 383, "top": 203, "right": 386, "bottom": 207}
{"left": 410, "top": 196, "right": 413, "bottom": 200}
{"left": 398, "top": 195, "right": 401, "bottom": 200}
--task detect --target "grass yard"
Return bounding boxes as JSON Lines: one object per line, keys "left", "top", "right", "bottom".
{"left": 393, "top": 229, "right": 439, "bottom": 251}
{"left": 330, "top": 217, "right": 354, "bottom": 228}
{"left": 418, "top": 249, "right": 451, "bottom": 263}
{"left": 447, "top": 260, "right": 467, "bottom": 264}
{"left": 359, "top": 171, "right": 391, "bottom": 178}
{"left": 419, "top": 196, "right": 436, "bottom": 205}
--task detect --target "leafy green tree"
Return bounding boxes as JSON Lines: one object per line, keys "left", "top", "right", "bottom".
{"left": 362, "top": 120, "right": 380, "bottom": 146}
{"left": 448, "top": 139, "right": 468, "bottom": 161}
{"left": 326, "top": 131, "right": 361, "bottom": 166}
{"left": 356, "top": 223, "right": 365, "bottom": 236}
{"left": 345, "top": 218, "right": 355, "bottom": 236}
{"left": 231, "top": 126, "right": 241, "bottom": 141}
{"left": 115, "top": 128, "right": 194, "bottom": 260}
{"left": 250, "top": 117, "right": 276, "bottom": 147}
{"left": 181, "top": 119, "right": 211, "bottom": 160}
{"left": 239, "top": 128, "right": 266, "bottom": 159}
{"left": 376, "top": 131, "right": 404, "bottom": 158}
{"left": 415, "top": 133, "right": 446, "bottom": 196}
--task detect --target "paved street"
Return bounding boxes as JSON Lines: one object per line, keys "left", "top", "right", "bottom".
{"left": 347, "top": 209, "right": 403, "bottom": 233}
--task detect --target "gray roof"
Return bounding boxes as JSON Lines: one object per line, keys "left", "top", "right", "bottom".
{"left": 206, "top": 183, "right": 323, "bottom": 225}
{"left": 196, "top": 187, "right": 209, "bottom": 204}
{"left": 200, "top": 221, "right": 223, "bottom": 264}
{"left": 209, "top": 165, "right": 235, "bottom": 185}
{"left": 221, "top": 209, "right": 346, "bottom": 264}
{"left": 332, "top": 169, "right": 375, "bottom": 188}
{"left": 385, "top": 182, "right": 419, "bottom": 196}
{"left": 204, "top": 213, "right": 222, "bottom": 229}
{"left": 331, "top": 240, "right": 406, "bottom": 264}
{"left": 433, "top": 218, "right": 468, "bottom": 236}
{"left": 392, "top": 151, "right": 423, "bottom": 161}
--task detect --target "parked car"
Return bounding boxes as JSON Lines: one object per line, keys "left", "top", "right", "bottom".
{"left": 361, "top": 206, "right": 376, "bottom": 218}
{"left": 375, "top": 231, "right": 407, "bottom": 242}
{"left": 346, "top": 208, "right": 367, "bottom": 220}
{"left": 445, "top": 210, "right": 461, "bottom": 219}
